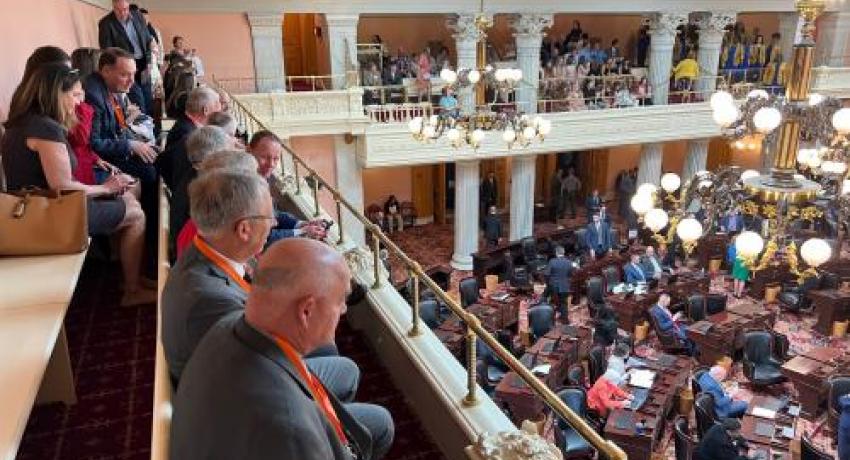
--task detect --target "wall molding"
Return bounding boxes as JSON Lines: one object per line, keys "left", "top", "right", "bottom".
{"left": 76, "top": 0, "right": 110, "bottom": 10}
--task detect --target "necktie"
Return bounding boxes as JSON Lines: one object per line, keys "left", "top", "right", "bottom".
{"left": 110, "top": 94, "right": 127, "bottom": 129}
{"left": 596, "top": 223, "right": 602, "bottom": 244}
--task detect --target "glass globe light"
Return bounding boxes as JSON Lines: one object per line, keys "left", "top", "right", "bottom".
{"left": 471, "top": 129, "right": 485, "bottom": 145}
{"left": 422, "top": 125, "right": 436, "bottom": 139}
{"left": 833, "top": 108, "right": 850, "bottom": 134}
{"left": 713, "top": 104, "right": 740, "bottom": 128}
{"left": 747, "top": 89, "right": 770, "bottom": 100}
{"left": 485, "top": 64, "right": 494, "bottom": 72}
{"left": 797, "top": 148, "right": 815, "bottom": 164}
{"left": 408, "top": 117, "right": 423, "bottom": 134}
{"left": 644, "top": 208, "right": 669, "bottom": 233}
{"left": 676, "top": 218, "right": 703, "bottom": 243}
{"left": 637, "top": 183, "right": 658, "bottom": 196}
{"left": 800, "top": 238, "right": 832, "bottom": 267}
{"left": 522, "top": 126, "right": 537, "bottom": 140}
{"left": 630, "top": 193, "right": 654, "bottom": 216}
{"left": 710, "top": 91, "right": 734, "bottom": 110}
{"left": 494, "top": 69, "right": 507, "bottom": 82}
{"left": 502, "top": 128, "right": 516, "bottom": 143}
{"left": 447, "top": 128, "right": 461, "bottom": 142}
{"left": 753, "top": 107, "right": 782, "bottom": 134}
{"left": 428, "top": 114, "right": 439, "bottom": 126}
{"left": 842, "top": 179, "right": 850, "bottom": 195}
{"left": 698, "top": 180, "right": 714, "bottom": 190}
{"left": 740, "top": 169, "right": 760, "bottom": 181}
{"left": 660, "top": 173, "right": 681, "bottom": 193}
{"left": 511, "top": 69, "right": 523, "bottom": 82}
{"left": 538, "top": 119, "right": 552, "bottom": 136}
{"left": 807, "top": 154, "right": 822, "bottom": 169}
{"left": 735, "top": 231, "right": 765, "bottom": 258}
{"left": 533, "top": 116, "right": 543, "bottom": 128}
{"left": 809, "top": 93, "right": 824, "bottom": 106}
{"left": 467, "top": 70, "right": 481, "bottom": 84}
{"left": 695, "top": 170, "right": 709, "bottom": 177}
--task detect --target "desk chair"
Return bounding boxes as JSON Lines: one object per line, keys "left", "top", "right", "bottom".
{"left": 586, "top": 276, "right": 606, "bottom": 318}
{"left": 673, "top": 416, "right": 696, "bottom": 460}
{"left": 772, "top": 331, "right": 791, "bottom": 361}
{"left": 821, "top": 271, "right": 840, "bottom": 290}
{"left": 528, "top": 304, "right": 556, "bottom": 341}
{"left": 476, "top": 338, "right": 508, "bottom": 390}
{"left": 778, "top": 275, "right": 821, "bottom": 313}
{"left": 458, "top": 277, "right": 480, "bottom": 309}
{"left": 573, "top": 228, "right": 588, "bottom": 254}
{"left": 567, "top": 364, "right": 585, "bottom": 388}
{"left": 588, "top": 346, "right": 607, "bottom": 384}
{"left": 801, "top": 434, "right": 833, "bottom": 460}
{"left": 742, "top": 330, "right": 787, "bottom": 387}
{"left": 602, "top": 266, "right": 620, "bottom": 292}
{"left": 687, "top": 294, "right": 707, "bottom": 321}
{"left": 705, "top": 293, "right": 727, "bottom": 315}
{"left": 419, "top": 299, "right": 441, "bottom": 329}
{"left": 521, "top": 237, "right": 548, "bottom": 275}
{"left": 511, "top": 266, "right": 533, "bottom": 292}
{"left": 554, "top": 387, "right": 596, "bottom": 459}
{"left": 694, "top": 392, "right": 720, "bottom": 440}
{"left": 648, "top": 310, "right": 690, "bottom": 355}
{"left": 691, "top": 366, "right": 710, "bottom": 397}
{"left": 827, "top": 375, "right": 850, "bottom": 434}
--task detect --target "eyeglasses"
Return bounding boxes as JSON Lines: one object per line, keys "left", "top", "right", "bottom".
{"left": 234, "top": 215, "right": 277, "bottom": 230}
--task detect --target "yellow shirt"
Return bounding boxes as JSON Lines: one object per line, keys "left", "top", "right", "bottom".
{"left": 673, "top": 59, "right": 699, "bottom": 80}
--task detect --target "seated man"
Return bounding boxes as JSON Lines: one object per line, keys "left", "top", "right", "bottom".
{"left": 587, "top": 368, "right": 633, "bottom": 417}
{"left": 170, "top": 239, "right": 394, "bottom": 460}
{"left": 584, "top": 213, "right": 613, "bottom": 258}
{"left": 162, "top": 171, "right": 359, "bottom": 407}
{"left": 697, "top": 366, "right": 748, "bottom": 419}
{"left": 694, "top": 418, "right": 752, "bottom": 460}
{"left": 247, "top": 130, "right": 327, "bottom": 244}
{"left": 649, "top": 293, "right": 695, "bottom": 355}
{"left": 641, "top": 246, "right": 667, "bottom": 279}
{"left": 624, "top": 254, "right": 648, "bottom": 284}
{"left": 384, "top": 195, "right": 403, "bottom": 233}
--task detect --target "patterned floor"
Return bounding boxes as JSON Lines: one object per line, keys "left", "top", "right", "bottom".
{"left": 386, "top": 215, "right": 844, "bottom": 458}
{"left": 16, "top": 258, "right": 443, "bottom": 460}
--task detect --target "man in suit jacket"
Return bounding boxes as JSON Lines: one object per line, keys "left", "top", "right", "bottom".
{"left": 99, "top": 0, "right": 152, "bottom": 109}
{"left": 585, "top": 189, "right": 602, "bottom": 223}
{"left": 694, "top": 419, "right": 751, "bottom": 460}
{"left": 697, "top": 366, "right": 748, "bottom": 419}
{"left": 649, "top": 293, "right": 695, "bottom": 355}
{"left": 162, "top": 171, "right": 357, "bottom": 405}
{"left": 170, "top": 239, "right": 394, "bottom": 460}
{"left": 641, "top": 246, "right": 667, "bottom": 279}
{"left": 584, "top": 213, "right": 613, "bottom": 258}
{"left": 483, "top": 206, "right": 501, "bottom": 247}
{"left": 544, "top": 246, "right": 574, "bottom": 320}
{"left": 624, "top": 254, "right": 648, "bottom": 284}
{"left": 480, "top": 172, "right": 499, "bottom": 215}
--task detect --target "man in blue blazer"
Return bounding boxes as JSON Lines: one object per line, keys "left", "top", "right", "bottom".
{"left": 544, "top": 245, "right": 574, "bottom": 320}
{"left": 585, "top": 189, "right": 602, "bottom": 223}
{"left": 697, "top": 366, "right": 748, "bottom": 419}
{"left": 585, "top": 213, "right": 613, "bottom": 258}
{"left": 624, "top": 254, "right": 648, "bottom": 284}
{"left": 649, "top": 293, "right": 695, "bottom": 355}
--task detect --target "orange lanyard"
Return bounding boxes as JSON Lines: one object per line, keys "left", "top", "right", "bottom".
{"left": 110, "top": 95, "right": 127, "bottom": 129}
{"left": 193, "top": 236, "right": 251, "bottom": 292}
{"left": 272, "top": 335, "right": 348, "bottom": 445}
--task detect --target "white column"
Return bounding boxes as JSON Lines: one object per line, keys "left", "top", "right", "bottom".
{"left": 648, "top": 12, "right": 688, "bottom": 105}
{"left": 509, "top": 156, "right": 536, "bottom": 241}
{"left": 511, "top": 14, "right": 553, "bottom": 114}
{"left": 334, "top": 135, "right": 365, "bottom": 247}
{"left": 637, "top": 143, "right": 663, "bottom": 186}
{"left": 682, "top": 139, "right": 709, "bottom": 182}
{"left": 778, "top": 12, "right": 802, "bottom": 61}
{"left": 451, "top": 160, "right": 480, "bottom": 271}
{"left": 247, "top": 13, "right": 285, "bottom": 92}
{"left": 448, "top": 14, "right": 489, "bottom": 115}
{"left": 694, "top": 11, "right": 736, "bottom": 95}
{"left": 816, "top": 13, "right": 850, "bottom": 67}
{"left": 326, "top": 14, "right": 359, "bottom": 89}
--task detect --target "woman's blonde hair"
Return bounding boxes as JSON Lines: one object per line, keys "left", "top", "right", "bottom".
{"left": 5, "top": 63, "right": 80, "bottom": 130}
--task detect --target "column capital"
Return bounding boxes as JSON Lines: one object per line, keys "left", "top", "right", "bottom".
{"left": 246, "top": 12, "right": 283, "bottom": 28}
{"left": 694, "top": 11, "right": 736, "bottom": 33}
{"left": 647, "top": 12, "right": 688, "bottom": 38}
{"left": 448, "top": 13, "right": 491, "bottom": 44}
{"left": 324, "top": 13, "right": 359, "bottom": 29}
{"left": 510, "top": 13, "right": 553, "bottom": 40}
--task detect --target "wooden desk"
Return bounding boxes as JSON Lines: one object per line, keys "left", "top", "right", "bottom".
{"left": 697, "top": 233, "right": 729, "bottom": 269}
{"left": 750, "top": 264, "right": 795, "bottom": 300}
{"left": 659, "top": 273, "right": 711, "bottom": 305}
{"left": 781, "top": 347, "right": 850, "bottom": 416}
{"left": 604, "top": 354, "right": 692, "bottom": 460}
{"left": 687, "top": 303, "right": 776, "bottom": 366}
{"left": 740, "top": 396, "right": 798, "bottom": 456}
{"left": 607, "top": 291, "right": 659, "bottom": 333}
{"left": 474, "top": 295, "right": 520, "bottom": 330}
{"left": 809, "top": 289, "right": 850, "bottom": 335}
{"left": 471, "top": 228, "right": 574, "bottom": 285}
{"left": 0, "top": 250, "right": 88, "bottom": 460}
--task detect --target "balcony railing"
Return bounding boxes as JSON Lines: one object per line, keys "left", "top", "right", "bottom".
{"left": 213, "top": 81, "right": 627, "bottom": 460}
{"left": 215, "top": 72, "right": 361, "bottom": 94}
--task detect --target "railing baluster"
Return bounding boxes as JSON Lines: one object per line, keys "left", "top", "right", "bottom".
{"left": 408, "top": 265, "right": 421, "bottom": 338}
{"left": 294, "top": 161, "right": 302, "bottom": 194}
{"left": 371, "top": 227, "right": 382, "bottom": 289}
{"left": 336, "top": 199, "right": 345, "bottom": 245}
{"left": 311, "top": 175, "right": 321, "bottom": 217}
{"left": 462, "top": 319, "right": 478, "bottom": 407}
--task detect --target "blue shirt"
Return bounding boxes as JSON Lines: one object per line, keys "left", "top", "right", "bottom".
{"left": 439, "top": 95, "right": 458, "bottom": 111}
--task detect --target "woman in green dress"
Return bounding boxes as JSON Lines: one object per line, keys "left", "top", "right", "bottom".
{"left": 731, "top": 253, "right": 750, "bottom": 298}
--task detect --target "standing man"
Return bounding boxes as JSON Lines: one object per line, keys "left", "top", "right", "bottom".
{"left": 480, "top": 171, "right": 499, "bottom": 220}
{"left": 99, "top": 0, "right": 152, "bottom": 113}
{"left": 562, "top": 168, "right": 581, "bottom": 220}
{"left": 617, "top": 168, "right": 635, "bottom": 217}
{"left": 544, "top": 246, "right": 574, "bottom": 322}
{"left": 584, "top": 213, "right": 613, "bottom": 258}
{"left": 483, "top": 206, "right": 502, "bottom": 247}
{"left": 550, "top": 169, "right": 564, "bottom": 223}
{"left": 585, "top": 189, "right": 602, "bottom": 224}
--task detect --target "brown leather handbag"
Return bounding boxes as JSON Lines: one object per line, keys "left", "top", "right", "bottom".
{"left": 0, "top": 189, "right": 88, "bottom": 256}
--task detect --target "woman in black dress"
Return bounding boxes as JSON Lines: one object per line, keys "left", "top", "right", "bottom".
{"left": 2, "top": 63, "right": 155, "bottom": 306}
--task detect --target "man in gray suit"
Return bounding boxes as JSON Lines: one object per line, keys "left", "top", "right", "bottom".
{"left": 544, "top": 245, "right": 575, "bottom": 321}
{"left": 170, "top": 239, "right": 394, "bottom": 459}
{"left": 161, "top": 170, "right": 360, "bottom": 403}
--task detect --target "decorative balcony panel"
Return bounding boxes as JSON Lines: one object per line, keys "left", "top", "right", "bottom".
{"left": 236, "top": 89, "right": 370, "bottom": 137}
{"left": 358, "top": 103, "right": 721, "bottom": 168}
{"left": 812, "top": 67, "right": 850, "bottom": 98}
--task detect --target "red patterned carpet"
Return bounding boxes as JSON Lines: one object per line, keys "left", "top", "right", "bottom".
{"left": 15, "top": 258, "right": 444, "bottom": 460}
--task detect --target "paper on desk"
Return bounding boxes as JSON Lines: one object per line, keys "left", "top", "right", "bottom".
{"left": 752, "top": 407, "right": 777, "bottom": 419}
{"left": 532, "top": 363, "right": 551, "bottom": 375}
{"left": 629, "top": 369, "right": 655, "bottom": 389}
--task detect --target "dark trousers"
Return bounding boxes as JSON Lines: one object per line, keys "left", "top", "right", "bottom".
{"left": 543, "top": 285, "right": 570, "bottom": 321}
{"left": 564, "top": 192, "right": 577, "bottom": 218}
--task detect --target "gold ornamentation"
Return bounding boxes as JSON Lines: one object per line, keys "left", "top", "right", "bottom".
{"left": 741, "top": 201, "right": 759, "bottom": 216}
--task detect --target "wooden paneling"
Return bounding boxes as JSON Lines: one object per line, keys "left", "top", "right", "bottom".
{"left": 435, "top": 164, "right": 447, "bottom": 224}
{"left": 707, "top": 138, "right": 733, "bottom": 171}
{"left": 577, "top": 149, "right": 610, "bottom": 198}
{"left": 411, "top": 165, "right": 435, "bottom": 219}
{"left": 537, "top": 154, "right": 558, "bottom": 203}
{"left": 283, "top": 13, "right": 322, "bottom": 77}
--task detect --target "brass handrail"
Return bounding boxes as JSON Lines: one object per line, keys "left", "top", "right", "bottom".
{"left": 212, "top": 78, "right": 627, "bottom": 460}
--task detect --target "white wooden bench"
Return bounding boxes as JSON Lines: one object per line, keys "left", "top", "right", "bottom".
{"left": 0, "top": 248, "right": 87, "bottom": 460}
{"left": 151, "top": 181, "right": 173, "bottom": 460}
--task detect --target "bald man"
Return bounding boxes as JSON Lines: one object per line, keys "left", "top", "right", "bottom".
{"left": 170, "top": 239, "right": 394, "bottom": 460}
